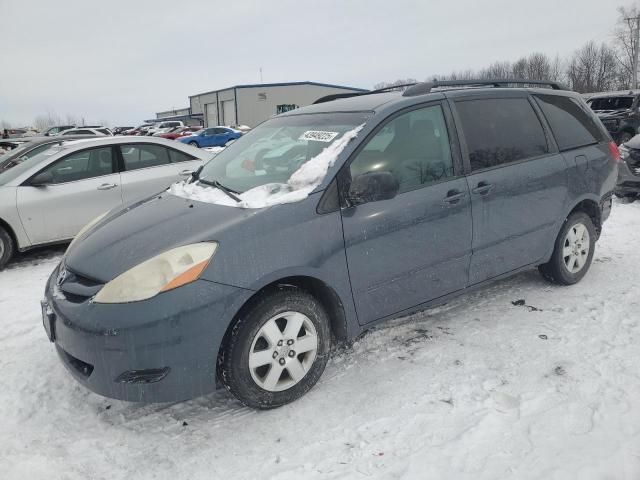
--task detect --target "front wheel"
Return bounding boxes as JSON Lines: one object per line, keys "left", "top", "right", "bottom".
{"left": 189, "top": 141, "right": 199, "bottom": 148}
{"left": 0, "top": 226, "right": 14, "bottom": 270}
{"left": 539, "top": 212, "right": 596, "bottom": 285}
{"left": 218, "top": 288, "right": 331, "bottom": 409}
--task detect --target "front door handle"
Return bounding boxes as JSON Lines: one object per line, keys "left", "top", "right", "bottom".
{"left": 442, "top": 189, "right": 465, "bottom": 204}
{"left": 97, "top": 183, "right": 117, "bottom": 190}
{"left": 471, "top": 182, "right": 494, "bottom": 195}
{"left": 179, "top": 169, "right": 193, "bottom": 177}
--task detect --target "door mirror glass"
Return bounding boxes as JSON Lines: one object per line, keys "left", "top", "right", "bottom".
{"left": 348, "top": 171, "right": 399, "bottom": 206}
{"left": 30, "top": 171, "right": 54, "bottom": 186}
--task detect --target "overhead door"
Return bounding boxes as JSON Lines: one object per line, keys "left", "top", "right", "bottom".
{"left": 205, "top": 103, "right": 217, "bottom": 128}
{"left": 221, "top": 100, "right": 235, "bottom": 126}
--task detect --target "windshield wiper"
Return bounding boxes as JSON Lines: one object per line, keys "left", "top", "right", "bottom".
{"left": 198, "top": 178, "right": 242, "bottom": 203}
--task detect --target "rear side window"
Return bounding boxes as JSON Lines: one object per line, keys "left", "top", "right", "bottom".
{"left": 120, "top": 144, "right": 171, "bottom": 170}
{"left": 456, "top": 97, "right": 548, "bottom": 171}
{"left": 534, "top": 94, "right": 605, "bottom": 151}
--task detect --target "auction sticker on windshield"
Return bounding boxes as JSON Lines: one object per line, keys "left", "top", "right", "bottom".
{"left": 299, "top": 130, "right": 339, "bottom": 142}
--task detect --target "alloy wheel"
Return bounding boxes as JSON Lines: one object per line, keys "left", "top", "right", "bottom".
{"left": 562, "top": 222, "right": 590, "bottom": 274}
{"left": 248, "top": 311, "right": 318, "bottom": 392}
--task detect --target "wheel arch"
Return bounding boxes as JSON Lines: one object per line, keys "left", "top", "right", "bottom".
{"left": 0, "top": 216, "right": 18, "bottom": 251}
{"left": 217, "top": 275, "right": 351, "bottom": 363}
{"left": 568, "top": 198, "right": 601, "bottom": 237}
{"left": 542, "top": 195, "right": 602, "bottom": 264}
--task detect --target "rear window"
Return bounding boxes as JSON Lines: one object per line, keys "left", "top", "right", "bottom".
{"left": 535, "top": 94, "right": 606, "bottom": 151}
{"left": 455, "top": 97, "right": 548, "bottom": 171}
{"left": 588, "top": 96, "right": 634, "bottom": 111}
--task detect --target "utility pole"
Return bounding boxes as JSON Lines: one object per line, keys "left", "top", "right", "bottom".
{"left": 626, "top": 15, "right": 640, "bottom": 89}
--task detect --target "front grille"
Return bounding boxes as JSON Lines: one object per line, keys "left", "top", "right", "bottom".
{"left": 57, "top": 267, "right": 103, "bottom": 303}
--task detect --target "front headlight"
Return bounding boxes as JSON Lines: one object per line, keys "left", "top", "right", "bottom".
{"left": 93, "top": 242, "right": 218, "bottom": 304}
{"left": 67, "top": 211, "right": 109, "bottom": 252}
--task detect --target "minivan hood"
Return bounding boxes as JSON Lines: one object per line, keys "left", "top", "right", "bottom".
{"left": 65, "top": 193, "right": 262, "bottom": 282}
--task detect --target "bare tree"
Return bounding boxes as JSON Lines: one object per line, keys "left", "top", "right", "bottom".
{"left": 566, "top": 41, "right": 620, "bottom": 93}
{"left": 613, "top": 4, "right": 640, "bottom": 89}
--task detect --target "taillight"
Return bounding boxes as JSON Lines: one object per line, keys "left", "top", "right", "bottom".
{"left": 608, "top": 141, "right": 621, "bottom": 163}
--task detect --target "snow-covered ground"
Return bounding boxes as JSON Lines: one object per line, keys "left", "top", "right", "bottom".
{"left": 1, "top": 201, "right": 640, "bottom": 480}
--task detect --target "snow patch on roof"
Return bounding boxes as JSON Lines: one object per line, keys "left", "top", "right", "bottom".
{"left": 168, "top": 123, "right": 364, "bottom": 209}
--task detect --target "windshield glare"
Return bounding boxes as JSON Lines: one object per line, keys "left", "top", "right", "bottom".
{"left": 588, "top": 96, "right": 634, "bottom": 111}
{"left": 199, "top": 112, "right": 370, "bottom": 193}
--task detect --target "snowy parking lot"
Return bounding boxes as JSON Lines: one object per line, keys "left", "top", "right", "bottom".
{"left": 1, "top": 201, "right": 639, "bottom": 479}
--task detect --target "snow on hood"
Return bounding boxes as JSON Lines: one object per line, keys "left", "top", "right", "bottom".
{"left": 168, "top": 123, "right": 365, "bottom": 209}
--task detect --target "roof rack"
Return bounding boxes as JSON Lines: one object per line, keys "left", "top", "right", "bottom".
{"left": 403, "top": 79, "right": 568, "bottom": 97}
{"left": 313, "top": 83, "right": 417, "bottom": 104}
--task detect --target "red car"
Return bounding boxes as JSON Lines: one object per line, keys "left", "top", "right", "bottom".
{"left": 159, "top": 126, "right": 202, "bottom": 140}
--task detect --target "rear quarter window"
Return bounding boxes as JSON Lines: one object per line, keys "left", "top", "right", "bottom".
{"left": 534, "top": 94, "right": 606, "bottom": 151}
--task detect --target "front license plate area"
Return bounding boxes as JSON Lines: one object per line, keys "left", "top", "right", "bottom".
{"left": 41, "top": 301, "right": 56, "bottom": 342}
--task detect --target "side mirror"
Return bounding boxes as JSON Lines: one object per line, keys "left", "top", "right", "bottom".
{"left": 348, "top": 171, "right": 399, "bottom": 206}
{"left": 30, "top": 171, "right": 54, "bottom": 187}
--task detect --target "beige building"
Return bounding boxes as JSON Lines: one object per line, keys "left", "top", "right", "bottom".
{"left": 188, "top": 81, "right": 367, "bottom": 128}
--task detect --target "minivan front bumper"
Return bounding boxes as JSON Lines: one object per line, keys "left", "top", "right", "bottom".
{"left": 43, "top": 263, "right": 253, "bottom": 402}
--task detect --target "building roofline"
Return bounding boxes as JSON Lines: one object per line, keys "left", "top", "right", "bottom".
{"left": 156, "top": 107, "right": 191, "bottom": 115}
{"left": 188, "top": 81, "right": 368, "bottom": 98}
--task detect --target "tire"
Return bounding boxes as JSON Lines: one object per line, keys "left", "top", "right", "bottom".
{"left": 0, "top": 226, "right": 14, "bottom": 270}
{"left": 189, "top": 141, "right": 199, "bottom": 148}
{"left": 218, "top": 287, "right": 331, "bottom": 409}
{"left": 618, "top": 132, "right": 633, "bottom": 145}
{"left": 539, "top": 212, "right": 596, "bottom": 285}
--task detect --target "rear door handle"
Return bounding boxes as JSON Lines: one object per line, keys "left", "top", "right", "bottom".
{"left": 471, "top": 182, "right": 494, "bottom": 195}
{"left": 179, "top": 169, "right": 193, "bottom": 177}
{"left": 442, "top": 189, "right": 465, "bottom": 204}
{"left": 97, "top": 183, "right": 117, "bottom": 190}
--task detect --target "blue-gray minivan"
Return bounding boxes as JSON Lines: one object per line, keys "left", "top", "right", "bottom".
{"left": 42, "top": 80, "right": 619, "bottom": 409}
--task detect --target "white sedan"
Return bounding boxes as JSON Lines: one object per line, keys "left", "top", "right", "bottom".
{"left": 0, "top": 136, "right": 214, "bottom": 268}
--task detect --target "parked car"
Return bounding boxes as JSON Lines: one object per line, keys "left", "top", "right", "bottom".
{"left": 3, "top": 128, "right": 28, "bottom": 138}
{"left": 112, "top": 127, "right": 135, "bottom": 135}
{"left": 123, "top": 124, "right": 154, "bottom": 136}
{"left": 147, "top": 121, "right": 184, "bottom": 136}
{"left": 0, "top": 136, "right": 214, "bottom": 268}
{"left": 159, "top": 125, "right": 202, "bottom": 140}
{"left": 41, "top": 80, "right": 617, "bottom": 409}
{"left": 43, "top": 125, "right": 76, "bottom": 136}
{"left": 59, "top": 127, "right": 113, "bottom": 136}
{"left": 586, "top": 91, "right": 640, "bottom": 144}
{"left": 616, "top": 136, "right": 640, "bottom": 199}
{"left": 178, "top": 126, "right": 242, "bottom": 148}
{"left": 0, "top": 135, "right": 106, "bottom": 172}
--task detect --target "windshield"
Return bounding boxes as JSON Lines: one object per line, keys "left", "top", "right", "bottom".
{"left": 0, "top": 144, "right": 64, "bottom": 186}
{"left": 588, "top": 96, "right": 634, "bottom": 111}
{"left": 198, "top": 112, "right": 370, "bottom": 194}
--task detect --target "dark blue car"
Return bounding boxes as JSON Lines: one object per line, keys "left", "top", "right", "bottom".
{"left": 43, "top": 80, "right": 618, "bottom": 409}
{"left": 178, "top": 126, "right": 241, "bottom": 148}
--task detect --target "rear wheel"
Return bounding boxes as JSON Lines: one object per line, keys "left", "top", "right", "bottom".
{"left": 218, "top": 288, "right": 331, "bottom": 409}
{"left": 0, "top": 226, "right": 15, "bottom": 270}
{"left": 539, "top": 212, "right": 596, "bottom": 285}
